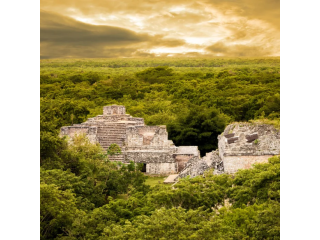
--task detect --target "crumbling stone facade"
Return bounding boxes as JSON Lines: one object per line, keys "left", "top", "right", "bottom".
{"left": 175, "top": 156, "right": 209, "bottom": 179}
{"left": 60, "top": 105, "right": 199, "bottom": 174}
{"left": 174, "top": 150, "right": 223, "bottom": 180}
{"left": 218, "top": 122, "right": 280, "bottom": 174}
{"left": 175, "top": 122, "right": 280, "bottom": 180}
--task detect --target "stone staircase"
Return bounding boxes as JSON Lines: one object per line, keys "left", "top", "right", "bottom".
{"left": 96, "top": 123, "right": 127, "bottom": 161}
{"left": 164, "top": 174, "right": 179, "bottom": 184}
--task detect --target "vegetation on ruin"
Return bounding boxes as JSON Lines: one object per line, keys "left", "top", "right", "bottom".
{"left": 40, "top": 58, "right": 280, "bottom": 239}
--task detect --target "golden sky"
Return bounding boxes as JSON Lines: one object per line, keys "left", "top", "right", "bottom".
{"left": 40, "top": 0, "right": 279, "bottom": 58}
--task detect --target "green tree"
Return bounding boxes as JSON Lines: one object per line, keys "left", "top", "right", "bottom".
{"left": 168, "top": 106, "right": 230, "bottom": 155}
{"left": 40, "top": 183, "right": 83, "bottom": 240}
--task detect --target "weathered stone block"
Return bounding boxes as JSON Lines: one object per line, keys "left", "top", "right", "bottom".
{"left": 224, "top": 133, "right": 235, "bottom": 138}
{"left": 245, "top": 133, "right": 258, "bottom": 142}
{"left": 227, "top": 137, "right": 239, "bottom": 144}
{"left": 223, "top": 155, "right": 273, "bottom": 174}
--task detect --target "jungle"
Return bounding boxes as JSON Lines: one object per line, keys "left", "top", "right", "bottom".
{"left": 40, "top": 58, "right": 280, "bottom": 240}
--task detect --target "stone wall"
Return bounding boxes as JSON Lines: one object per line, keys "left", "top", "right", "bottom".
{"left": 176, "top": 146, "right": 199, "bottom": 156}
{"left": 124, "top": 151, "right": 175, "bottom": 163}
{"left": 60, "top": 126, "right": 98, "bottom": 144}
{"left": 128, "top": 117, "right": 145, "bottom": 125}
{"left": 218, "top": 123, "right": 280, "bottom": 158}
{"left": 223, "top": 155, "right": 273, "bottom": 174}
{"left": 125, "top": 151, "right": 177, "bottom": 174}
{"left": 146, "top": 162, "right": 176, "bottom": 174}
{"left": 174, "top": 154, "right": 195, "bottom": 172}
{"left": 126, "top": 125, "right": 173, "bottom": 148}
{"left": 103, "top": 105, "right": 126, "bottom": 115}
{"left": 172, "top": 146, "right": 200, "bottom": 171}
{"left": 218, "top": 122, "right": 280, "bottom": 174}
{"left": 60, "top": 126, "right": 89, "bottom": 137}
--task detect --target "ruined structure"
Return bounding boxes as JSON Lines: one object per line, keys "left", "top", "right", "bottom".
{"left": 174, "top": 122, "right": 280, "bottom": 180}
{"left": 60, "top": 105, "right": 280, "bottom": 178}
{"left": 60, "top": 105, "right": 199, "bottom": 174}
{"left": 218, "top": 122, "right": 280, "bottom": 174}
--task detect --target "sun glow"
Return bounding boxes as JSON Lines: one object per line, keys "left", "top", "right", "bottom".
{"left": 150, "top": 46, "right": 205, "bottom": 54}
{"left": 184, "top": 37, "right": 212, "bottom": 45}
{"left": 169, "top": 6, "right": 186, "bottom": 13}
{"left": 128, "top": 16, "right": 145, "bottom": 29}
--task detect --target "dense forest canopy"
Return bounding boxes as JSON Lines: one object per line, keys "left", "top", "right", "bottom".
{"left": 40, "top": 58, "right": 280, "bottom": 239}
{"left": 41, "top": 57, "right": 280, "bottom": 155}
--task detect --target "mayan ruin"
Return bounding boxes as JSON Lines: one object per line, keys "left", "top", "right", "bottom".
{"left": 174, "top": 122, "right": 280, "bottom": 181}
{"left": 217, "top": 123, "right": 280, "bottom": 173}
{"left": 60, "top": 105, "right": 199, "bottom": 174}
{"left": 60, "top": 105, "right": 280, "bottom": 178}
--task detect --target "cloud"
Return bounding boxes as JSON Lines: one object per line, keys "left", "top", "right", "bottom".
{"left": 40, "top": 0, "right": 280, "bottom": 58}
{"left": 215, "top": 17, "right": 280, "bottom": 56}
{"left": 40, "top": 0, "right": 279, "bottom": 29}
{"left": 148, "top": 35, "right": 186, "bottom": 48}
{"left": 41, "top": 12, "right": 148, "bottom": 45}
{"left": 203, "top": 0, "right": 279, "bottom": 29}
{"left": 205, "top": 41, "right": 273, "bottom": 57}
{"left": 40, "top": 0, "right": 188, "bottom": 16}
{"left": 40, "top": 11, "right": 186, "bottom": 58}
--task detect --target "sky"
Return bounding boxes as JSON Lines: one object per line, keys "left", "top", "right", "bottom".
{"left": 40, "top": 0, "right": 280, "bottom": 59}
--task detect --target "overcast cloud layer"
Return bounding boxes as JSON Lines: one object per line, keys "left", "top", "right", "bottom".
{"left": 40, "top": 0, "right": 279, "bottom": 58}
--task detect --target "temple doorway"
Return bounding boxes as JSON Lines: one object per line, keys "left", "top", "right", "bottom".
{"left": 141, "top": 163, "right": 147, "bottom": 172}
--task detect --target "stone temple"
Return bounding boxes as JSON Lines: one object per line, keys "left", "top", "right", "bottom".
{"left": 60, "top": 105, "right": 280, "bottom": 178}
{"left": 60, "top": 105, "right": 199, "bottom": 174}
